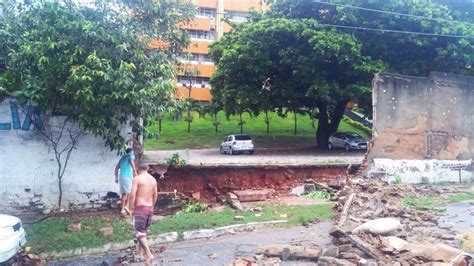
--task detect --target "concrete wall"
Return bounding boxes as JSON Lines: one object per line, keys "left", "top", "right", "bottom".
{"left": 0, "top": 98, "right": 130, "bottom": 211}
{"left": 368, "top": 72, "right": 474, "bottom": 183}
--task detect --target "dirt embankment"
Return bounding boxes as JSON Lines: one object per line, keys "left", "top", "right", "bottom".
{"left": 150, "top": 164, "right": 359, "bottom": 202}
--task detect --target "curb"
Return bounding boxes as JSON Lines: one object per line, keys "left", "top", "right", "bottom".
{"left": 40, "top": 220, "right": 288, "bottom": 260}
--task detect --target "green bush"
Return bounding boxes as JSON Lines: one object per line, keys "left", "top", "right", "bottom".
{"left": 181, "top": 201, "right": 208, "bottom": 213}
{"left": 165, "top": 153, "right": 187, "bottom": 166}
{"left": 306, "top": 190, "right": 333, "bottom": 200}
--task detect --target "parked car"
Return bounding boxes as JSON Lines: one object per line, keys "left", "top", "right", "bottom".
{"left": 328, "top": 132, "right": 367, "bottom": 151}
{"left": 220, "top": 134, "right": 254, "bottom": 155}
{"left": 0, "top": 214, "right": 27, "bottom": 263}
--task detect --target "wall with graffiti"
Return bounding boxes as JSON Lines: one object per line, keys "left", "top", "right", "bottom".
{"left": 0, "top": 98, "right": 131, "bottom": 211}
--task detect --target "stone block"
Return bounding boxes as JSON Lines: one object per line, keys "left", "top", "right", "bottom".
{"left": 233, "top": 189, "right": 274, "bottom": 202}
{"left": 214, "top": 224, "right": 247, "bottom": 237}
{"left": 192, "top": 192, "right": 201, "bottom": 200}
{"left": 156, "top": 232, "right": 178, "bottom": 243}
{"left": 183, "top": 229, "right": 215, "bottom": 240}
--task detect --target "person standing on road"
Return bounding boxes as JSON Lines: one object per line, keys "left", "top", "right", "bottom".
{"left": 115, "top": 148, "right": 137, "bottom": 215}
{"left": 129, "top": 161, "right": 158, "bottom": 264}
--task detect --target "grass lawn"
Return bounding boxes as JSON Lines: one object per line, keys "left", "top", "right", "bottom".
{"left": 403, "top": 190, "right": 474, "bottom": 212}
{"left": 145, "top": 111, "right": 371, "bottom": 150}
{"left": 25, "top": 203, "right": 333, "bottom": 253}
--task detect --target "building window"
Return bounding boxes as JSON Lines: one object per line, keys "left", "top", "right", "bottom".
{"left": 186, "top": 29, "right": 214, "bottom": 40}
{"left": 197, "top": 7, "right": 215, "bottom": 17}
{"left": 227, "top": 11, "right": 248, "bottom": 21}
{"left": 178, "top": 76, "right": 211, "bottom": 86}
{"left": 180, "top": 53, "right": 213, "bottom": 63}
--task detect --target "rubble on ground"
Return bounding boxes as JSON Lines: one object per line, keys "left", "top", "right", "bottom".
{"left": 244, "top": 177, "right": 473, "bottom": 265}
{"left": 329, "top": 177, "right": 472, "bottom": 265}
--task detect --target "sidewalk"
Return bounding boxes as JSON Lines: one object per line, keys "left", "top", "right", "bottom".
{"left": 48, "top": 222, "right": 332, "bottom": 265}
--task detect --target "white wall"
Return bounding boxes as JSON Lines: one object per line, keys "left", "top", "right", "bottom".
{"left": 368, "top": 158, "right": 473, "bottom": 184}
{"left": 0, "top": 98, "right": 130, "bottom": 211}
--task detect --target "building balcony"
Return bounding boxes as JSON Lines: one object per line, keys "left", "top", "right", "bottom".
{"left": 179, "top": 17, "right": 214, "bottom": 32}
{"left": 179, "top": 63, "right": 216, "bottom": 78}
{"left": 176, "top": 86, "right": 212, "bottom": 102}
{"left": 223, "top": 0, "right": 262, "bottom": 12}
{"left": 195, "top": 0, "right": 218, "bottom": 9}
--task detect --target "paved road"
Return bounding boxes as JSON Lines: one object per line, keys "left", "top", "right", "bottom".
{"left": 145, "top": 149, "right": 365, "bottom": 166}
{"left": 49, "top": 222, "right": 333, "bottom": 266}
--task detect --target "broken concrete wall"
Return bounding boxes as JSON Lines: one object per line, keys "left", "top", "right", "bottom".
{"left": 0, "top": 98, "right": 129, "bottom": 211}
{"left": 368, "top": 72, "right": 473, "bottom": 183}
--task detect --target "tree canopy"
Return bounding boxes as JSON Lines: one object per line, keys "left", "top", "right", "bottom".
{"left": 210, "top": 18, "right": 382, "bottom": 147}
{"left": 0, "top": 0, "right": 194, "bottom": 150}
{"left": 267, "top": 0, "right": 474, "bottom": 76}
{"left": 210, "top": 0, "right": 473, "bottom": 148}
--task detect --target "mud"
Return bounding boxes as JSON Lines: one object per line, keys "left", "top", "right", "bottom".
{"left": 150, "top": 164, "right": 359, "bottom": 202}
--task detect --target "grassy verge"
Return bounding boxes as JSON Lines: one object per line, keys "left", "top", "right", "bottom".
{"left": 145, "top": 111, "right": 371, "bottom": 150}
{"left": 403, "top": 191, "right": 474, "bottom": 212}
{"left": 25, "top": 204, "right": 333, "bottom": 253}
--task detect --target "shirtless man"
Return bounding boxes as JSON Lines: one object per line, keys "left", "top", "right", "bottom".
{"left": 129, "top": 161, "right": 157, "bottom": 264}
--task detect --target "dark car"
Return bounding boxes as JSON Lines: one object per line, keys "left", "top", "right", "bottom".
{"left": 328, "top": 132, "right": 367, "bottom": 151}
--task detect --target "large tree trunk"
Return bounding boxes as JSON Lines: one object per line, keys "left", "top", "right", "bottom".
{"left": 329, "top": 100, "right": 348, "bottom": 134}
{"left": 214, "top": 113, "right": 218, "bottom": 133}
{"left": 187, "top": 108, "right": 191, "bottom": 133}
{"left": 316, "top": 101, "right": 349, "bottom": 149}
{"left": 239, "top": 112, "right": 243, "bottom": 133}
{"left": 316, "top": 104, "right": 330, "bottom": 149}
{"left": 294, "top": 111, "right": 297, "bottom": 135}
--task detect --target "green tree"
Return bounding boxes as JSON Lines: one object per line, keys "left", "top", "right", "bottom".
{"left": 0, "top": 0, "right": 194, "bottom": 149}
{"left": 268, "top": 0, "right": 474, "bottom": 76}
{"left": 0, "top": 0, "right": 194, "bottom": 207}
{"left": 210, "top": 19, "right": 380, "bottom": 148}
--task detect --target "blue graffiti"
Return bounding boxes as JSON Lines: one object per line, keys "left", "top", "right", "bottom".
{"left": 0, "top": 101, "right": 45, "bottom": 131}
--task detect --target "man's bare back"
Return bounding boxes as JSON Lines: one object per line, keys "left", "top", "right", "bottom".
{"left": 132, "top": 173, "right": 157, "bottom": 207}
{"left": 128, "top": 162, "right": 157, "bottom": 263}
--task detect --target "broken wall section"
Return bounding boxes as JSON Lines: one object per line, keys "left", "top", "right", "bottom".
{"left": 368, "top": 72, "right": 473, "bottom": 183}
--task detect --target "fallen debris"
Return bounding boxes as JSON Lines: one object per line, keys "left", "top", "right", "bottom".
{"left": 227, "top": 192, "right": 244, "bottom": 211}
{"left": 208, "top": 252, "right": 219, "bottom": 260}
{"left": 352, "top": 217, "right": 401, "bottom": 235}
{"left": 330, "top": 177, "right": 473, "bottom": 265}
{"left": 99, "top": 226, "right": 114, "bottom": 237}
{"left": 67, "top": 222, "right": 81, "bottom": 232}
{"left": 256, "top": 244, "right": 321, "bottom": 261}
{"left": 233, "top": 189, "right": 274, "bottom": 202}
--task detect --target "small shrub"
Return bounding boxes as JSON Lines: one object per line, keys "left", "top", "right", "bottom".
{"left": 394, "top": 175, "right": 402, "bottom": 184}
{"left": 165, "top": 153, "right": 187, "bottom": 166}
{"left": 306, "top": 190, "right": 332, "bottom": 200}
{"left": 181, "top": 201, "right": 208, "bottom": 213}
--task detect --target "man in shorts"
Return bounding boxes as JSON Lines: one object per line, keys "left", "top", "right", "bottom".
{"left": 129, "top": 161, "right": 158, "bottom": 264}
{"left": 115, "top": 148, "right": 137, "bottom": 215}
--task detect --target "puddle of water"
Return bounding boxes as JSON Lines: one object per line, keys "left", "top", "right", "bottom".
{"left": 439, "top": 201, "right": 474, "bottom": 232}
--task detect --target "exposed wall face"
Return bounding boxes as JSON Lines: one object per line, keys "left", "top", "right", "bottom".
{"left": 368, "top": 72, "right": 474, "bottom": 183}
{"left": 0, "top": 98, "right": 128, "bottom": 211}
{"left": 371, "top": 72, "right": 474, "bottom": 160}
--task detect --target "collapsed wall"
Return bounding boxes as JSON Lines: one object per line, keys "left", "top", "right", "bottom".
{"left": 368, "top": 72, "right": 473, "bottom": 183}
{"left": 0, "top": 98, "right": 128, "bottom": 211}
